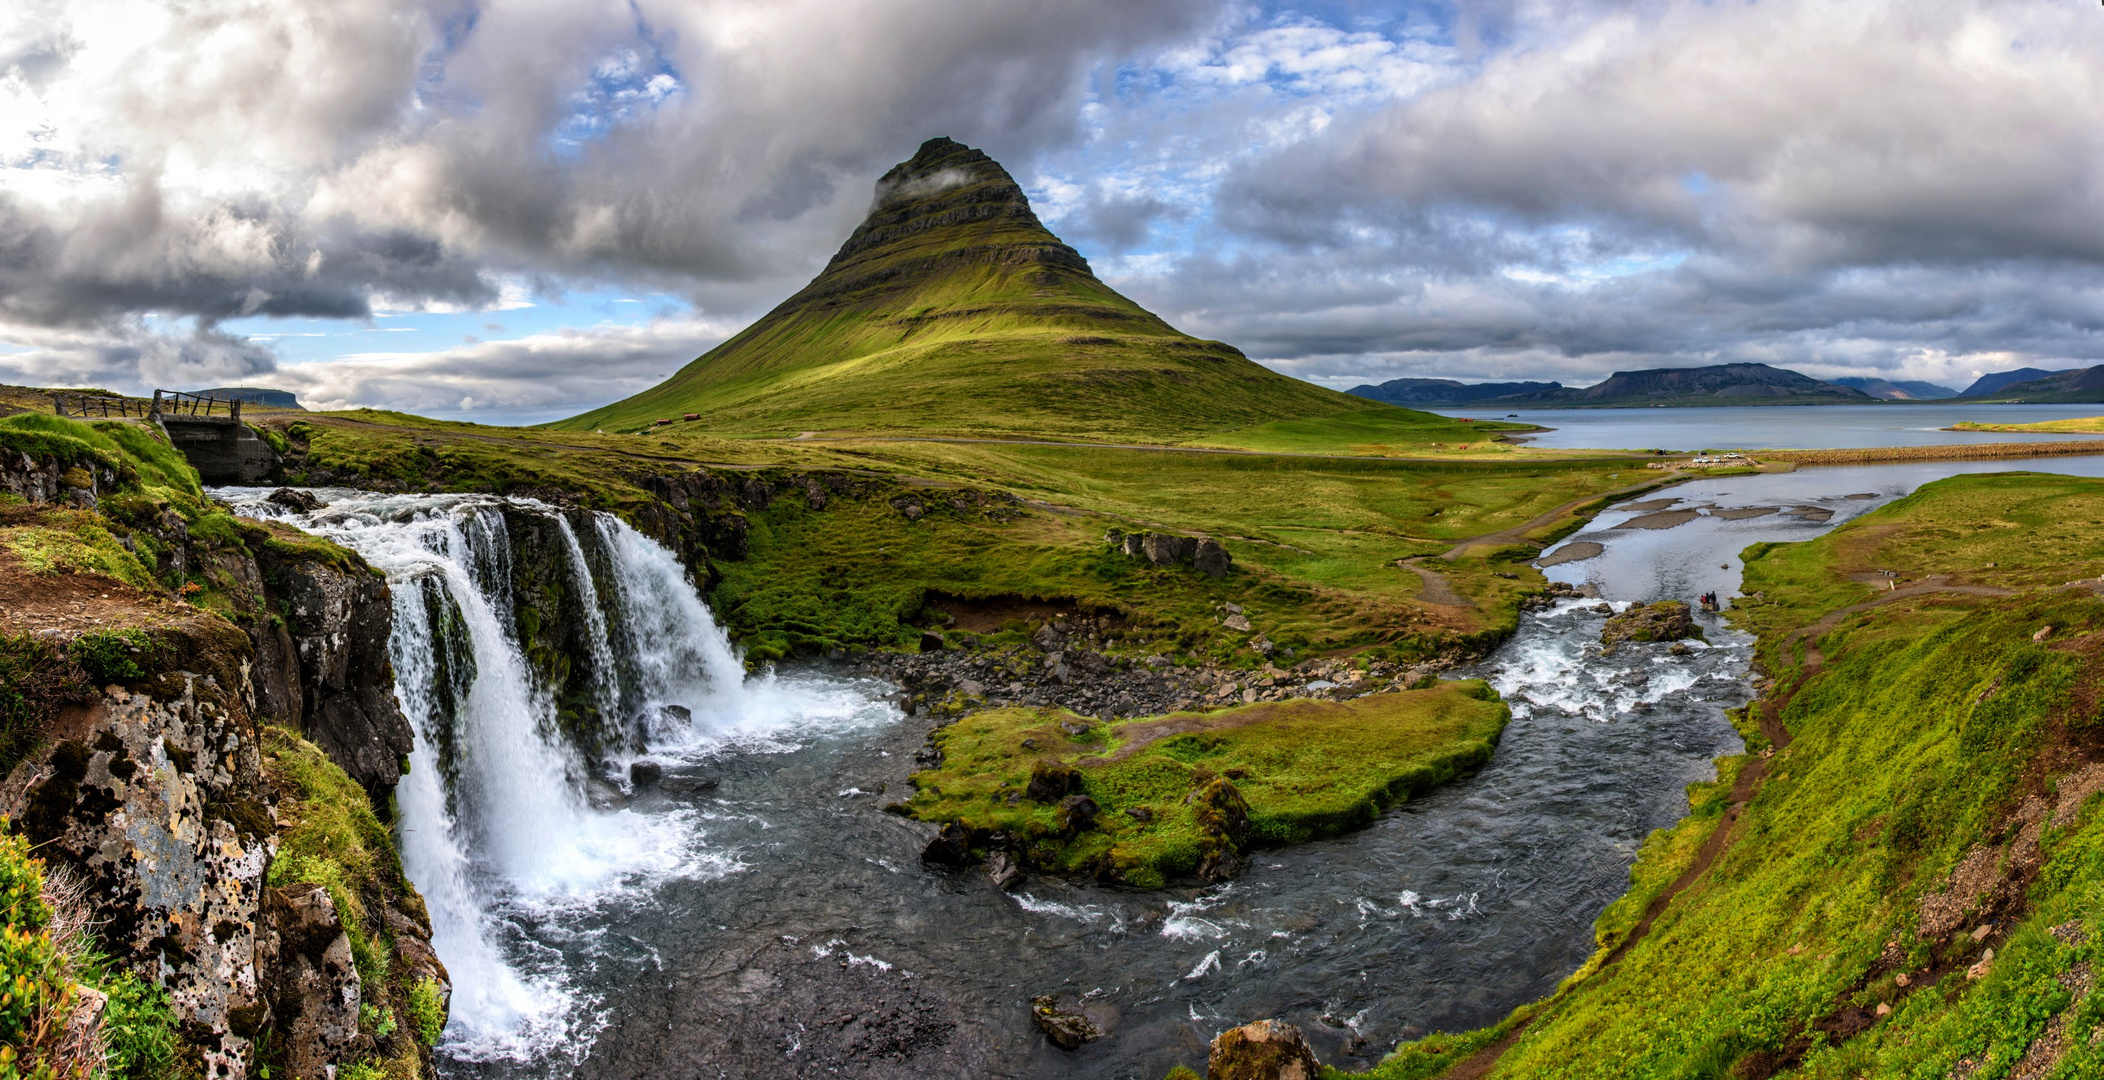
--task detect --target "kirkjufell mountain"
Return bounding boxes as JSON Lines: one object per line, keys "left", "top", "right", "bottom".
{"left": 557, "top": 138, "right": 1382, "bottom": 441}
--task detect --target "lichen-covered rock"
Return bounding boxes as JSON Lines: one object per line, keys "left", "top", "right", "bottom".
{"left": 1600, "top": 601, "right": 1703, "bottom": 651}
{"left": 1208, "top": 1019, "right": 1322, "bottom": 1080}
{"left": 4, "top": 617, "right": 274, "bottom": 1079}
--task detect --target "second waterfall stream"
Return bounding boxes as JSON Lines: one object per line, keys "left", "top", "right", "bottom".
{"left": 221, "top": 489, "right": 897, "bottom": 1061}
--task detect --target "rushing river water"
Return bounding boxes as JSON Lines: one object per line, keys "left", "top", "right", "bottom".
{"left": 220, "top": 456, "right": 2104, "bottom": 1078}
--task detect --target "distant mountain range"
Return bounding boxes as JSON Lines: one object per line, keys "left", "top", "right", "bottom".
{"left": 1350, "top": 363, "right": 1870, "bottom": 409}
{"left": 1959, "top": 368, "right": 2067, "bottom": 398}
{"left": 190, "top": 386, "right": 304, "bottom": 409}
{"left": 1957, "top": 366, "right": 2104, "bottom": 403}
{"left": 1347, "top": 378, "right": 1566, "bottom": 406}
{"left": 1349, "top": 362, "right": 2104, "bottom": 409}
{"left": 1831, "top": 377, "right": 1958, "bottom": 400}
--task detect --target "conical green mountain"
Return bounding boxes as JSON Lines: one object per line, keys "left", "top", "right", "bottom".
{"left": 556, "top": 138, "right": 1395, "bottom": 442}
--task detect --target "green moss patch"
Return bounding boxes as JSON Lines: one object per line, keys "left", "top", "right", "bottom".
{"left": 907, "top": 683, "right": 1509, "bottom": 887}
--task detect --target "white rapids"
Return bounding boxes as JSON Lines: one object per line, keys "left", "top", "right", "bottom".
{"left": 219, "top": 489, "right": 895, "bottom": 1062}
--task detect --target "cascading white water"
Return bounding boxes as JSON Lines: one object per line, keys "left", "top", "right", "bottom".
{"left": 217, "top": 490, "right": 780, "bottom": 1059}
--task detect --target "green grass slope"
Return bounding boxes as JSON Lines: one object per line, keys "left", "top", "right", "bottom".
{"left": 906, "top": 685, "right": 1509, "bottom": 888}
{"left": 1365, "top": 473, "right": 2104, "bottom": 1080}
{"left": 554, "top": 138, "right": 1403, "bottom": 443}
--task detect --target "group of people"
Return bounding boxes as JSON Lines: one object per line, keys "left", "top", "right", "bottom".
{"left": 1698, "top": 591, "right": 1721, "bottom": 611}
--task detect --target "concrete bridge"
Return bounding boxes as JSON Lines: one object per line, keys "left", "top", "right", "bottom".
{"left": 54, "top": 389, "right": 280, "bottom": 485}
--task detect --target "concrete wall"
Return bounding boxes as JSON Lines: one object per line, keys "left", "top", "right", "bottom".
{"left": 160, "top": 419, "right": 280, "bottom": 485}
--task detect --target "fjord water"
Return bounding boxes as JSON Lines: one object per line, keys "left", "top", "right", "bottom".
{"left": 1432, "top": 402, "right": 2104, "bottom": 450}
{"left": 219, "top": 457, "right": 2104, "bottom": 1078}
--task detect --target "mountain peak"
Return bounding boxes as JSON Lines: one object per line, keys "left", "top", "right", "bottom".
{"left": 557, "top": 138, "right": 1366, "bottom": 441}
{"left": 817, "top": 137, "right": 1090, "bottom": 287}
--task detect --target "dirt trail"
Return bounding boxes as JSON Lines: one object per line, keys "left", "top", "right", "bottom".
{"left": 1438, "top": 577, "right": 2017, "bottom": 1079}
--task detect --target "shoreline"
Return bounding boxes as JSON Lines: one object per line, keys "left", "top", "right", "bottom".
{"left": 1758, "top": 439, "right": 2104, "bottom": 466}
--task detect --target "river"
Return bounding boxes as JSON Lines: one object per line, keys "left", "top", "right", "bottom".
{"left": 217, "top": 454, "right": 2104, "bottom": 1078}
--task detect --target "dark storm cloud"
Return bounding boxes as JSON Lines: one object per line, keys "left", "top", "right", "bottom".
{"left": 0, "top": 0, "right": 1215, "bottom": 392}
{"left": 1097, "top": 0, "right": 2104, "bottom": 390}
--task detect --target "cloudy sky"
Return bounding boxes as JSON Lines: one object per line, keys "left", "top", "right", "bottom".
{"left": 4, "top": 0, "right": 2101, "bottom": 423}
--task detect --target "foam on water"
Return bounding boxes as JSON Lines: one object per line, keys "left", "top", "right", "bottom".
{"left": 215, "top": 488, "right": 892, "bottom": 1063}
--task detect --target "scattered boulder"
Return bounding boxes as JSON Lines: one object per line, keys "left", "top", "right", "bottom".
{"left": 1600, "top": 601, "right": 1703, "bottom": 651}
{"left": 1026, "top": 760, "right": 1081, "bottom": 803}
{"left": 1031, "top": 995, "right": 1105, "bottom": 1051}
{"left": 267, "top": 487, "right": 325, "bottom": 512}
{"left": 1194, "top": 538, "right": 1232, "bottom": 578}
{"left": 1142, "top": 533, "right": 1195, "bottom": 568}
{"left": 1208, "top": 1019, "right": 1322, "bottom": 1080}
{"left": 1033, "top": 623, "right": 1066, "bottom": 651}
{"left": 1057, "top": 793, "right": 1100, "bottom": 834}
{"left": 920, "top": 630, "right": 946, "bottom": 653}
{"left": 986, "top": 850, "right": 1025, "bottom": 890}
{"left": 921, "top": 822, "right": 975, "bottom": 867}
{"left": 629, "top": 760, "right": 665, "bottom": 787}
{"left": 1224, "top": 613, "right": 1253, "bottom": 633}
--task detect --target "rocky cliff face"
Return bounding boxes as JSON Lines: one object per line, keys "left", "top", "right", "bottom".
{"left": 5, "top": 616, "right": 274, "bottom": 1078}
{"left": 0, "top": 424, "right": 444, "bottom": 1079}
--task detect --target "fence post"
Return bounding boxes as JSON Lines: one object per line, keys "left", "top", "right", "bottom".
{"left": 231, "top": 398, "right": 241, "bottom": 423}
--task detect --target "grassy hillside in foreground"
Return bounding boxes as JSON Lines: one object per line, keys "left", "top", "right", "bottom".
{"left": 551, "top": 138, "right": 1434, "bottom": 444}
{"left": 905, "top": 686, "right": 1509, "bottom": 887}
{"left": 1363, "top": 473, "right": 2104, "bottom": 1080}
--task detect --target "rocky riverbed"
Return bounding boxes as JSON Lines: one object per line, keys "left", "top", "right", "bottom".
{"left": 855, "top": 582, "right": 1597, "bottom": 728}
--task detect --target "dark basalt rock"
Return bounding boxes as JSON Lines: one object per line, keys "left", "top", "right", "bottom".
{"left": 1056, "top": 793, "right": 1100, "bottom": 835}
{"left": 1600, "top": 601, "right": 1703, "bottom": 652}
{"left": 630, "top": 760, "right": 665, "bottom": 787}
{"left": 266, "top": 487, "right": 325, "bottom": 512}
{"left": 1030, "top": 994, "right": 1112, "bottom": 1051}
{"left": 921, "top": 821, "right": 975, "bottom": 867}
{"left": 1025, "top": 761, "right": 1080, "bottom": 803}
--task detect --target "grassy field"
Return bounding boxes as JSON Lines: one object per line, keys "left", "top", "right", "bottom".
{"left": 905, "top": 684, "right": 1509, "bottom": 887}
{"left": 1368, "top": 472, "right": 2104, "bottom": 1080}
{"left": 714, "top": 439, "right": 1657, "bottom": 661}
{"left": 1, "top": 386, "right": 1659, "bottom": 663}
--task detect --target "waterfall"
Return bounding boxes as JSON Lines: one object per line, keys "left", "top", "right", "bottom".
{"left": 220, "top": 491, "right": 762, "bottom": 1059}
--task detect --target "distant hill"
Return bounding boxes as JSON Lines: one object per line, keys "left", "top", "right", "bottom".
{"left": 1348, "top": 378, "right": 1564, "bottom": 406}
{"left": 1959, "top": 368, "right": 2071, "bottom": 398}
{"left": 1831, "top": 377, "right": 1958, "bottom": 400}
{"left": 1961, "top": 365, "right": 2104, "bottom": 403}
{"left": 190, "top": 386, "right": 303, "bottom": 409}
{"left": 554, "top": 138, "right": 1387, "bottom": 442}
